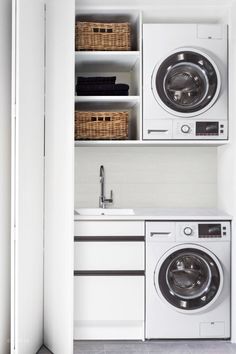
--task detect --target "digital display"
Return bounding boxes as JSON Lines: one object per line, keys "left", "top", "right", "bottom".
{"left": 198, "top": 224, "right": 221, "bottom": 238}
{"left": 196, "top": 122, "right": 219, "bottom": 135}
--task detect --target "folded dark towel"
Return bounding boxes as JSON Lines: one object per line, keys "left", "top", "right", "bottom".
{"left": 77, "top": 90, "right": 129, "bottom": 96}
{"left": 76, "top": 83, "right": 129, "bottom": 94}
{"left": 77, "top": 76, "right": 116, "bottom": 85}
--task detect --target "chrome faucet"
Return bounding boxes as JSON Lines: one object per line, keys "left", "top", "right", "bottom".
{"left": 99, "top": 165, "right": 113, "bottom": 209}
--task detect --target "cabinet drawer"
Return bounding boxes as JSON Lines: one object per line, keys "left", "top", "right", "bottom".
{"left": 74, "top": 221, "right": 144, "bottom": 237}
{"left": 74, "top": 241, "right": 144, "bottom": 270}
{"left": 74, "top": 275, "right": 144, "bottom": 340}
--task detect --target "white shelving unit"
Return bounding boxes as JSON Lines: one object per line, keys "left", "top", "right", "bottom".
{"left": 74, "top": 10, "right": 142, "bottom": 142}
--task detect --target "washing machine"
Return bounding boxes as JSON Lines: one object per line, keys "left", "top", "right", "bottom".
{"left": 143, "top": 24, "right": 228, "bottom": 140}
{"left": 146, "top": 221, "right": 231, "bottom": 339}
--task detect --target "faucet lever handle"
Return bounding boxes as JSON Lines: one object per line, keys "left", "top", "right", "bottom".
{"left": 110, "top": 190, "right": 113, "bottom": 202}
{"left": 105, "top": 190, "right": 113, "bottom": 203}
{"left": 104, "top": 190, "right": 113, "bottom": 206}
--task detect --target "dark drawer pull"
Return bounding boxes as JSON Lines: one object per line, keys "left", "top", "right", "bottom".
{"left": 74, "top": 236, "right": 145, "bottom": 242}
{"left": 74, "top": 270, "right": 145, "bottom": 276}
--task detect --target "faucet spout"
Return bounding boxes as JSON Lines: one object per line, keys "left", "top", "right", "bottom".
{"left": 100, "top": 165, "right": 105, "bottom": 204}
{"left": 100, "top": 165, "right": 104, "bottom": 179}
{"left": 99, "top": 165, "right": 113, "bottom": 209}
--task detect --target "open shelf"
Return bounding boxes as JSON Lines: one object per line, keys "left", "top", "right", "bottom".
{"left": 75, "top": 53, "right": 141, "bottom": 95}
{"left": 75, "top": 10, "right": 141, "bottom": 51}
{"left": 75, "top": 51, "right": 140, "bottom": 72}
{"left": 75, "top": 95, "right": 139, "bottom": 108}
{"left": 74, "top": 140, "right": 229, "bottom": 147}
{"left": 75, "top": 98, "right": 140, "bottom": 140}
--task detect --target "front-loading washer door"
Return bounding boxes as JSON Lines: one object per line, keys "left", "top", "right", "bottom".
{"left": 155, "top": 246, "right": 223, "bottom": 312}
{"left": 152, "top": 49, "right": 221, "bottom": 117}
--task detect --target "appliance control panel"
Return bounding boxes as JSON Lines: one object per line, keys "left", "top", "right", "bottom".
{"left": 173, "top": 120, "right": 228, "bottom": 140}
{"left": 176, "top": 221, "right": 231, "bottom": 241}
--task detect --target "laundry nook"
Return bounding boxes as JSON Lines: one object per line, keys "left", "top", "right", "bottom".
{"left": 1, "top": 0, "right": 236, "bottom": 353}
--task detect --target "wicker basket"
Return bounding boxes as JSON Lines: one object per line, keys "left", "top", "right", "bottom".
{"left": 75, "top": 111, "right": 129, "bottom": 140}
{"left": 75, "top": 22, "right": 131, "bottom": 51}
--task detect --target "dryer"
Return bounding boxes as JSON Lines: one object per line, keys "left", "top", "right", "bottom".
{"left": 146, "top": 221, "right": 231, "bottom": 339}
{"left": 143, "top": 24, "right": 228, "bottom": 140}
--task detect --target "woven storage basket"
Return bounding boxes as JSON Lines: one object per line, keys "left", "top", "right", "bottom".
{"left": 75, "top": 111, "right": 129, "bottom": 140}
{"left": 75, "top": 22, "right": 131, "bottom": 51}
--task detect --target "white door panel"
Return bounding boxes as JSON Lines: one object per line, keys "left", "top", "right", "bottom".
{"left": 0, "top": 0, "right": 11, "bottom": 352}
{"left": 11, "top": 0, "right": 45, "bottom": 353}
{"left": 44, "top": 0, "right": 74, "bottom": 353}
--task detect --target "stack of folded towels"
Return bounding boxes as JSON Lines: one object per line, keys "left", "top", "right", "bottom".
{"left": 76, "top": 76, "right": 129, "bottom": 96}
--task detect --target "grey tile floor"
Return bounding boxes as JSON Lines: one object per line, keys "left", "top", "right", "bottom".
{"left": 38, "top": 340, "right": 236, "bottom": 354}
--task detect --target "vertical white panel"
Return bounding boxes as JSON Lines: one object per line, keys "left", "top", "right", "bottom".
{"left": 0, "top": 0, "right": 11, "bottom": 352}
{"left": 12, "top": 0, "right": 45, "bottom": 353}
{"left": 219, "top": 3, "right": 236, "bottom": 344}
{"left": 44, "top": 0, "right": 74, "bottom": 353}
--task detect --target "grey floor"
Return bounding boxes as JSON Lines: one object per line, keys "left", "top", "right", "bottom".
{"left": 38, "top": 340, "right": 236, "bottom": 354}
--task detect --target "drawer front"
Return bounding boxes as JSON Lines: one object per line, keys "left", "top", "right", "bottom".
{"left": 74, "top": 275, "right": 144, "bottom": 340}
{"left": 74, "top": 221, "right": 145, "bottom": 237}
{"left": 74, "top": 241, "right": 144, "bottom": 270}
{"left": 74, "top": 275, "right": 144, "bottom": 321}
{"left": 146, "top": 221, "right": 175, "bottom": 242}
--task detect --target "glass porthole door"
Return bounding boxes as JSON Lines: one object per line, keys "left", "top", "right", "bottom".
{"left": 155, "top": 247, "right": 222, "bottom": 311}
{"left": 152, "top": 50, "right": 221, "bottom": 117}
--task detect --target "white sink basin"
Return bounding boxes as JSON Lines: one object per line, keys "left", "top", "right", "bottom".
{"left": 74, "top": 208, "right": 135, "bottom": 216}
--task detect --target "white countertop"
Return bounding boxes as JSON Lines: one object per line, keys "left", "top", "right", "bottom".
{"left": 74, "top": 208, "right": 232, "bottom": 221}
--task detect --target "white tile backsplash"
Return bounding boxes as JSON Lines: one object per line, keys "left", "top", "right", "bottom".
{"left": 74, "top": 147, "right": 217, "bottom": 208}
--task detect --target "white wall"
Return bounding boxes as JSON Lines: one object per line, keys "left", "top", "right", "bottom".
{"left": 0, "top": 0, "right": 11, "bottom": 352}
{"left": 75, "top": 147, "right": 217, "bottom": 209}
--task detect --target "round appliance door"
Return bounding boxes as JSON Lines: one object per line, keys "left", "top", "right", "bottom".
{"left": 154, "top": 245, "right": 223, "bottom": 312}
{"left": 152, "top": 48, "right": 221, "bottom": 118}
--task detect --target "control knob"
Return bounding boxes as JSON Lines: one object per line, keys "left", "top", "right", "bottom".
{"left": 181, "top": 125, "right": 191, "bottom": 134}
{"left": 184, "top": 227, "right": 193, "bottom": 236}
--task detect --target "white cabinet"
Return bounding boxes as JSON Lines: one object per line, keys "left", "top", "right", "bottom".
{"left": 74, "top": 221, "right": 145, "bottom": 340}
{"left": 74, "top": 276, "right": 144, "bottom": 340}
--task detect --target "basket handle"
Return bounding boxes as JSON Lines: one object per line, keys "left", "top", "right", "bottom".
{"left": 93, "top": 28, "right": 113, "bottom": 33}
{"left": 91, "top": 116, "right": 112, "bottom": 122}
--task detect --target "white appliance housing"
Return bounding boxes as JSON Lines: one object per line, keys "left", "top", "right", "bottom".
{"left": 146, "top": 221, "right": 231, "bottom": 339}
{"left": 143, "top": 24, "right": 228, "bottom": 140}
